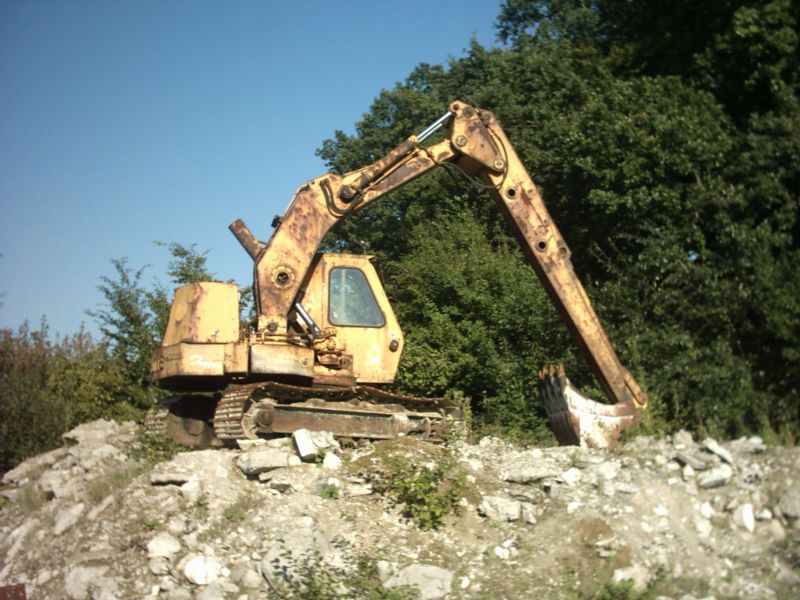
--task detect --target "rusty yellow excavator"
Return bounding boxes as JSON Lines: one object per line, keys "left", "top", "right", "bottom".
{"left": 150, "top": 101, "right": 648, "bottom": 449}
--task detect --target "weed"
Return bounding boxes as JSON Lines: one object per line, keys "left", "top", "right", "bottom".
{"left": 267, "top": 548, "right": 418, "bottom": 599}
{"left": 85, "top": 464, "right": 142, "bottom": 503}
{"left": 126, "top": 429, "right": 185, "bottom": 465}
{"left": 143, "top": 517, "right": 159, "bottom": 530}
{"left": 223, "top": 493, "right": 252, "bottom": 523}
{"left": 18, "top": 483, "right": 46, "bottom": 514}
{"left": 372, "top": 456, "right": 466, "bottom": 530}
{"left": 319, "top": 482, "right": 341, "bottom": 500}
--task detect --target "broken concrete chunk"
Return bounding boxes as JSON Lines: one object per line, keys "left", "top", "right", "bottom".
{"left": 236, "top": 448, "right": 293, "bottom": 476}
{"left": 697, "top": 463, "right": 733, "bottom": 489}
{"left": 703, "top": 437, "right": 734, "bottom": 465}
{"left": 478, "top": 495, "right": 522, "bottom": 522}
{"left": 292, "top": 429, "right": 340, "bottom": 461}
{"left": 383, "top": 564, "right": 453, "bottom": 600}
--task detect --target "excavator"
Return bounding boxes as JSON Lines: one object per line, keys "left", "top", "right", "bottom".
{"left": 150, "top": 101, "right": 648, "bottom": 450}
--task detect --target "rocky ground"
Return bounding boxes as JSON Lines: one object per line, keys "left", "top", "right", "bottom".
{"left": 1, "top": 419, "right": 798, "bottom": 600}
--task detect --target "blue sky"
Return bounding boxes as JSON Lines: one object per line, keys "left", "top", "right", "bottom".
{"left": 0, "top": 0, "right": 501, "bottom": 338}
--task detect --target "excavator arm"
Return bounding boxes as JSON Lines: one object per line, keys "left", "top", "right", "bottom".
{"left": 232, "top": 101, "right": 647, "bottom": 448}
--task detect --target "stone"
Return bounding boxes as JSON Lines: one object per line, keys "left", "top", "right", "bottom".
{"left": 149, "top": 556, "right": 171, "bottom": 575}
{"left": 733, "top": 503, "right": 755, "bottom": 532}
{"left": 240, "top": 568, "right": 263, "bottom": 589}
{"left": 560, "top": 467, "right": 582, "bottom": 485}
{"left": 612, "top": 565, "right": 651, "bottom": 593}
{"left": 695, "top": 517, "right": 712, "bottom": 538}
{"left": 87, "top": 495, "right": 114, "bottom": 521}
{"left": 682, "top": 464, "right": 696, "bottom": 481}
{"left": 39, "top": 469, "right": 70, "bottom": 498}
{"left": 180, "top": 478, "right": 202, "bottom": 503}
{"left": 54, "top": 502, "right": 85, "bottom": 535}
{"left": 521, "top": 503, "right": 538, "bottom": 525}
{"left": 674, "top": 451, "right": 711, "bottom": 471}
{"left": 500, "top": 460, "right": 561, "bottom": 484}
{"left": 292, "top": 429, "right": 340, "bottom": 461}
{"left": 195, "top": 582, "right": 226, "bottom": 600}
{"left": 384, "top": 564, "right": 453, "bottom": 599}
{"left": 596, "top": 461, "right": 621, "bottom": 480}
{"left": 697, "top": 463, "right": 733, "bottom": 489}
{"left": 2, "top": 446, "right": 68, "bottom": 485}
{"left": 236, "top": 448, "right": 293, "bottom": 476}
{"left": 64, "top": 565, "right": 112, "bottom": 600}
{"left": 62, "top": 419, "right": 120, "bottom": 447}
{"left": 478, "top": 495, "right": 522, "bottom": 522}
{"left": 778, "top": 486, "right": 800, "bottom": 519}
{"left": 147, "top": 531, "right": 182, "bottom": 558}
{"left": 703, "top": 437, "right": 734, "bottom": 465}
{"left": 167, "top": 589, "right": 192, "bottom": 600}
{"left": 672, "top": 429, "right": 695, "bottom": 448}
{"left": 322, "top": 452, "right": 342, "bottom": 470}
{"left": 182, "top": 553, "right": 223, "bottom": 585}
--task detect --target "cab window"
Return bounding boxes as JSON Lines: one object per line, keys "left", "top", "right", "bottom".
{"left": 328, "top": 267, "right": 385, "bottom": 327}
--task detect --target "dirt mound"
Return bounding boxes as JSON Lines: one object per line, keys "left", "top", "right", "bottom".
{"left": 1, "top": 420, "right": 798, "bottom": 599}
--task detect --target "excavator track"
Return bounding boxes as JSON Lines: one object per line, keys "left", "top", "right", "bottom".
{"left": 213, "top": 381, "right": 461, "bottom": 443}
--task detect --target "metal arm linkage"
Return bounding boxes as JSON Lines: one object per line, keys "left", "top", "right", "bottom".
{"left": 236, "top": 100, "right": 647, "bottom": 447}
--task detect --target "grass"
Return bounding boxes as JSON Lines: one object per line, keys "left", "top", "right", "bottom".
{"left": 267, "top": 548, "right": 419, "bottom": 600}
{"left": 18, "top": 482, "right": 47, "bottom": 514}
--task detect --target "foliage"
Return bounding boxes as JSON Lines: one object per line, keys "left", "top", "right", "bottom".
{"left": 267, "top": 548, "right": 419, "bottom": 600}
{"left": 371, "top": 455, "right": 466, "bottom": 530}
{"left": 126, "top": 429, "right": 185, "bottom": 465}
{"left": 0, "top": 322, "right": 125, "bottom": 473}
{"left": 317, "top": 0, "right": 800, "bottom": 439}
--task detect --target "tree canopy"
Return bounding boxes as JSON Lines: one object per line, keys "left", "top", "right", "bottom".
{"left": 318, "top": 0, "right": 799, "bottom": 440}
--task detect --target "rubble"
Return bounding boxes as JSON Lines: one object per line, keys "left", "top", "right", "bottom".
{"left": 0, "top": 418, "right": 797, "bottom": 599}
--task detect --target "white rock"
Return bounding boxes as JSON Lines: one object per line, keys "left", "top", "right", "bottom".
{"left": 478, "top": 496, "right": 521, "bottom": 522}
{"left": 612, "top": 565, "right": 650, "bottom": 592}
{"left": 695, "top": 517, "right": 712, "bottom": 538}
{"left": 236, "top": 448, "right": 293, "bottom": 476}
{"left": 733, "top": 503, "right": 755, "bottom": 532}
{"left": 697, "top": 463, "right": 733, "bottom": 488}
{"left": 180, "top": 478, "right": 202, "bottom": 503}
{"left": 2, "top": 446, "right": 68, "bottom": 485}
{"left": 500, "top": 461, "right": 561, "bottom": 484}
{"left": 87, "top": 495, "right": 115, "bottom": 521}
{"left": 703, "top": 437, "right": 734, "bottom": 465}
{"left": 521, "top": 503, "right": 538, "bottom": 525}
{"left": 149, "top": 556, "right": 171, "bottom": 575}
{"left": 653, "top": 505, "right": 669, "bottom": 517}
{"left": 147, "top": 531, "right": 182, "bottom": 558}
{"left": 183, "top": 553, "right": 222, "bottom": 585}
{"left": 560, "top": 467, "right": 582, "bottom": 485}
{"left": 699, "top": 501, "right": 714, "bottom": 519}
{"left": 755, "top": 507, "right": 773, "bottom": 521}
{"left": 682, "top": 464, "right": 696, "bottom": 480}
{"left": 322, "top": 452, "right": 342, "bottom": 470}
{"left": 596, "top": 460, "right": 622, "bottom": 481}
{"left": 384, "top": 564, "right": 453, "bottom": 599}
{"left": 53, "top": 502, "right": 85, "bottom": 535}
{"left": 292, "top": 429, "right": 340, "bottom": 461}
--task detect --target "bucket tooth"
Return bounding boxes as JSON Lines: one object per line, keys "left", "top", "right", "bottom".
{"left": 539, "top": 365, "right": 642, "bottom": 449}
